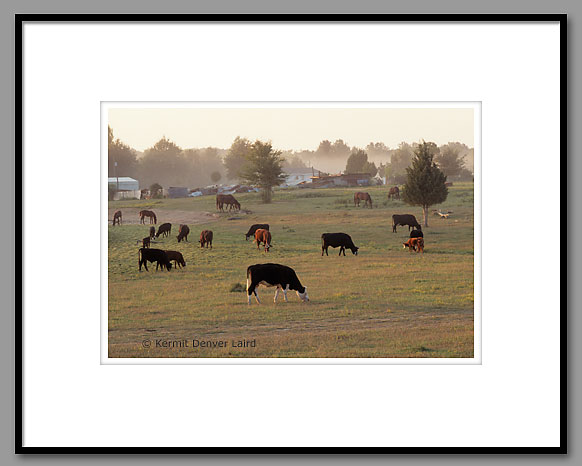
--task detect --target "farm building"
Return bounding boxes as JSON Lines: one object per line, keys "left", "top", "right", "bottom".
{"left": 108, "top": 177, "right": 140, "bottom": 200}
{"left": 282, "top": 168, "right": 318, "bottom": 187}
{"left": 168, "top": 186, "right": 189, "bottom": 198}
{"left": 108, "top": 177, "right": 139, "bottom": 191}
{"left": 310, "top": 172, "right": 373, "bottom": 187}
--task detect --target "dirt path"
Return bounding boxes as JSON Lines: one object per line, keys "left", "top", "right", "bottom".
{"left": 108, "top": 208, "right": 219, "bottom": 226}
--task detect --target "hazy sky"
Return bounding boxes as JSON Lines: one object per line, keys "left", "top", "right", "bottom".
{"left": 108, "top": 107, "right": 474, "bottom": 152}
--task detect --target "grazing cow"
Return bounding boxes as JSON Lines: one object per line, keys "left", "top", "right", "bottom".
{"left": 177, "top": 224, "right": 190, "bottom": 243}
{"left": 156, "top": 223, "right": 172, "bottom": 238}
{"left": 149, "top": 226, "right": 156, "bottom": 239}
{"left": 354, "top": 192, "right": 373, "bottom": 208}
{"left": 165, "top": 250, "right": 186, "bottom": 268}
{"left": 403, "top": 237, "right": 424, "bottom": 253}
{"left": 321, "top": 233, "right": 359, "bottom": 256}
{"left": 246, "top": 263, "right": 309, "bottom": 305}
{"left": 216, "top": 194, "right": 241, "bottom": 212}
{"left": 138, "top": 248, "right": 172, "bottom": 271}
{"left": 392, "top": 214, "right": 422, "bottom": 232}
{"left": 254, "top": 229, "right": 272, "bottom": 252}
{"left": 199, "top": 230, "right": 213, "bottom": 248}
{"left": 388, "top": 186, "right": 400, "bottom": 200}
{"left": 142, "top": 236, "right": 151, "bottom": 248}
{"left": 410, "top": 229, "right": 424, "bottom": 239}
{"left": 112, "top": 210, "right": 122, "bottom": 226}
{"left": 245, "top": 223, "right": 270, "bottom": 241}
{"left": 139, "top": 210, "right": 157, "bottom": 224}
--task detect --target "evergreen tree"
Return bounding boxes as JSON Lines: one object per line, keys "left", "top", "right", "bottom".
{"left": 239, "top": 140, "right": 286, "bottom": 203}
{"left": 402, "top": 141, "right": 448, "bottom": 227}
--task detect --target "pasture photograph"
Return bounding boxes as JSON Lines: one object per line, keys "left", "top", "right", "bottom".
{"left": 106, "top": 104, "right": 477, "bottom": 359}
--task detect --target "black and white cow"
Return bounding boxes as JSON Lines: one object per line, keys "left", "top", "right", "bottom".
{"left": 246, "top": 263, "right": 309, "bottom": 305}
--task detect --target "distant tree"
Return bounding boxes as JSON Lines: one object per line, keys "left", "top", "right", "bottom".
{"left": 402, "top": 141, "right": 448, "bottom": 227}
{"left": 435, "top": 146, "right": 466, "bottom": 178}
{"left": 281, "top": 153, "right": 308, "bottom": 172}
{"left": 223, "top": 136, "right": 251, "bottom": 180}
{"left": 345, "top": 149, "right": 378, "bottom": 177}
{"left": 239, "top": 140, "right": 286, "bottom": 203}
{"left": 108, "top": 126, "right": 138, "bottom": 179}
{"left": 210, "top": 171, "right": 222, "bottom": 183}
{"left": 139, "top": 137, "right": 186, "bottom": 188}
{"left": 149, "top": 182, "right": 163, "bottom": 198}
{"left": 389, "top": 142, "right": 415, "bottom": 181}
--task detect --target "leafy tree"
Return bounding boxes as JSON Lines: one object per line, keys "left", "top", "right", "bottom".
{"left": 149, "top": 182, "right": 163, "bottom": 198}
{"left": 108, "top": 126, "right": 138, "bottom": 179}
{"left": 281, "top": 152, "right": 308, "bottom": 172}
{"left": 435, "top": 146, "right": 466, "bottom": 178}
{"left": 210, "top": 171, "right": 222, "bottom": 183}
{"left": 240, "top": 140, "right": 286, "bottom": 203}
{"left": 139, "top": 137, "right": 186, "bottom": 188}
{"left": 402, "top": 141, "right": 448, "bottom": 227}
{"left": 223, "top": 136, "right": 251, "bottom": 180}
{"left": 345, "top": 149, "right": 377, "bottom": 177}
{"left": 389, "top": 142, "right": 414, "bottom": 182}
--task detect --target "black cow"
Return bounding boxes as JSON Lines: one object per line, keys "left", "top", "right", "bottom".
{"left": 321, "top": 233, "right": 359, "bottom": 256}
{"left": 138, "top": 248, "right": 172, "bottom": 271}
{"left": 392, "top": 214, "right": 422, "bottom": 233}
{"left": 165, "top": 250, "right": 186, "bottom": 268}
{"left": 245, "top": 223, "right": 270, "bottom": 241}
{"left": 177, "top": 224, "right": 190, "bottom": 243}
{"left": 246, "top": 263, "right": 309, "bottom": 305}
{"left": 156, "top": 223, "right": 172, "bottom": 238}
{"left": 410, "top": 229, "right": 424, "bottom": 239}
{"left": 149, "top": 226, "right": 156, "bottom": 239}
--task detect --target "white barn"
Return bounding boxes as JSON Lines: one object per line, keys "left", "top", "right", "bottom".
{"left": 108, "top": 177, "right": 139, "bottom": 191}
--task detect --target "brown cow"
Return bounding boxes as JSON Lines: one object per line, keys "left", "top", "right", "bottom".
{"left": 216, "top": 194, "right": 241, "bottom": 212}
{"left": 388, "top": 186, "right": 400, "bottom": 200}
{"left": 139, "top": 210, "right": 157, "bottom": 224}
{"left": 112, "top": 210, "right": 122, "bottom": 226}
{"left": 403, "top": 237, "right": 424, "bottom": 253}
{"left": 199, "top": 230, "right": 213, "bottom": 248}
{"left": 177, "top": 224, "right": 190, "bottom": 243}
{"left": 354, "top": 192, "right": 373, "bottom": 208}
{"left": 149, "top": 226, "right": 156, "bottom": 239}
{"left": 165, "top": 250, "right": 186, "bottom": 268}
{"left": 254, "top": 229, "right": 272, "bottom": 252}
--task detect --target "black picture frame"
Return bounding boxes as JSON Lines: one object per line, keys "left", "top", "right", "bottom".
{"left": 15, "top": 13, "right": 567, "bottom": 454}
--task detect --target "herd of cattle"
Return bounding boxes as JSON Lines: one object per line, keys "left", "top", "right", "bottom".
{"left": 111, "top": 191, "right": 430, "bottom": 304}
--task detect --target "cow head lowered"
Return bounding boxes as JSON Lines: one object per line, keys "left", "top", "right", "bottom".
{"left": 296, "top": 287, "right": 309, "bottom": 302}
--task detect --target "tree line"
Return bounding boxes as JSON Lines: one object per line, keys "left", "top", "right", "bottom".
{"left": 108, "top": 126, "right": 473, "bottom": 207}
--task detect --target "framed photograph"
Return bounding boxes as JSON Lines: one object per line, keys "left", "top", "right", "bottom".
{"left": 18, "top": 14, "right": 566, "bottom": 452}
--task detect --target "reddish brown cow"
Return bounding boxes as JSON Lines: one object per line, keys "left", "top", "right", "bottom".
{"left": 139, "top": 210, "right": 157, "bottom": 224}
{"left": 199, "top": 230, "right": 213, "bottom": 248}
{"left": 354, "top": 192, "right": 373, "bottom": 208}
{"left": 403, "top": 237, "right": 424, "bottom": 253}
{"left": 254, "top": 229, "right": 272, "bottom": 252}
{"left": 388, "top": 186, "right": 400, "bottom": 200}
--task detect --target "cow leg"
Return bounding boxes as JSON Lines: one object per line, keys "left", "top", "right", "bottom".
{"left": 143, "top": 260, "right": 148, "bottom": 271}
{"left": 253, "top": 289, "right": 261, "bottom": 304}
{"left": 274, "top": 287, "right": 280, "bottom": 303}
{"left": 283, "top": 285, "right": 289, "bottom": 302}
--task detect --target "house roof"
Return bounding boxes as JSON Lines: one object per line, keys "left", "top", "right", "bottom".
{"left": 107, "top": 177, "right": 138, "bottom": 183}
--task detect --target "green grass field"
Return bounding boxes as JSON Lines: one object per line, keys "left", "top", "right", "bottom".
{"left": 108, "top": 183, "right": 474, "bottom": 358}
